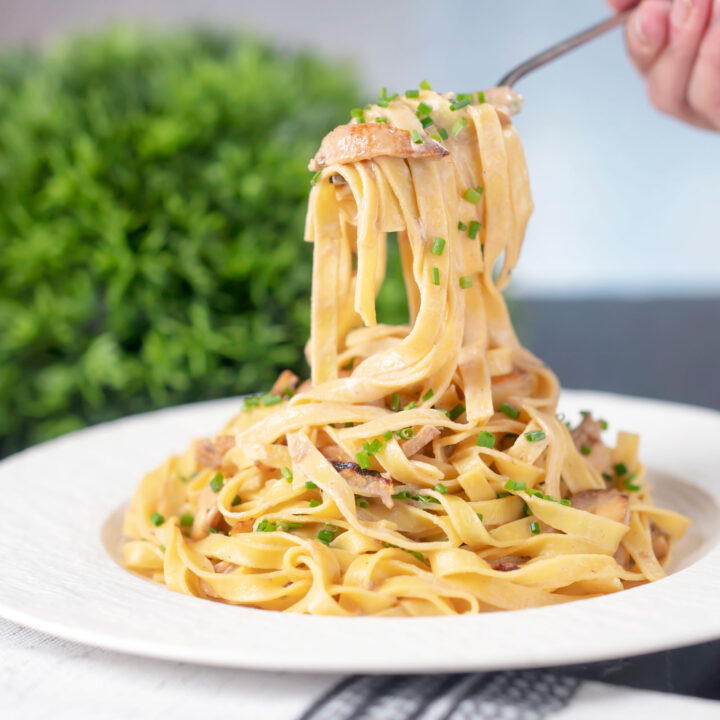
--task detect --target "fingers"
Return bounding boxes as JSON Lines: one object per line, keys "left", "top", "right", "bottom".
{"left": 625, "top": 0, "right": 672, "bottom": 74}
{"left": 646, "top": 0, "right": 715, "bottom": 126}
{"left": 687, "top": 1, "right": 720, "bottom": 127}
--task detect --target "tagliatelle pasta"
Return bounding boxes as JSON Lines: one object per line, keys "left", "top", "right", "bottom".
{"left": 122, "top": 85, "right": 689, "bottom": 616}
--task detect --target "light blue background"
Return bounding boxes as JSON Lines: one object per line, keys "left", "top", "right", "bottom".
{"left": 3, "top": 0, "right": 718, "bottom": 297}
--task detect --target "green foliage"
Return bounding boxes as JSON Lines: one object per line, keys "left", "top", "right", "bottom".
{"left": 0, "top": 27, "right": 406, "bottom": 456}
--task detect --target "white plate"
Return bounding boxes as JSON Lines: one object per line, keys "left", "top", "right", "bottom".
{"left": 1, "top": 390, "right": 719, "bottom": 673}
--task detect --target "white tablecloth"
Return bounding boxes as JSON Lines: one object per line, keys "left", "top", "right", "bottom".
{"left": 2, "top": 618, "right": 719, "bottom": 720}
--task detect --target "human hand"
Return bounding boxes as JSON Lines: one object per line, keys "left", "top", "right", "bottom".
{"left": 608, "top": 0, "right": 720, "bottom": 129}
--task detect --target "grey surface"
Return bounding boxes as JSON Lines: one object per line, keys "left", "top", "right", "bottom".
{"left": 517, "top": 298, "right": 720, "bottom": 411}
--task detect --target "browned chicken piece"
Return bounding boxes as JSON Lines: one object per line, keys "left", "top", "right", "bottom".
{"left": 308, "top": 123, "right": 449, "bottom": 171}
{"left": 571, "top": 414, "right": 611, "bottom": 474}
{"left": 296, "top": 379, "right": 313, "bottom": 393}
{"left": 190, "top": 484, "right": 223, "bottom": 540}
{"left": 330, "top": 460, "right": 394, "bottom": 508}
{"left": 320, "top": 445, "right": 353, "bottom": 463}
{"left": 571, "top": 488, "right": 630, "bottom": 525}
{"left": 270, "top": 369, "right": 299, "bottom": 396}
{"left": 491, "top": 558, "right": 523, "bottom": 572}
{"left": 651, "top": 523, "right": 669, "bottom": 560}
{"left": 213, "top": 560, "right": 236, "bottom": 573}
{"left": 195, "top": 435, "right": 235, "bottom": 470}
{"left": 401, "top": 426, "right": 441, "bottom": 458}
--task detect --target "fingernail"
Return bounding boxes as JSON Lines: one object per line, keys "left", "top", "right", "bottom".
{"left": 670, "top": 0, "right": 694, "bottom": 28}
{"left": 634, "top": 3, "right": 666, "bottom": 45}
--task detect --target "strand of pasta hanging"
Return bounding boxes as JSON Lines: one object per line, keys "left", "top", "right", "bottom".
{"left": 122, "top": 82, "right": 689, "bottom": 616}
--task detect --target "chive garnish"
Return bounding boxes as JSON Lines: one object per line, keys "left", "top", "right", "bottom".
{"left": 392, "top": 491, "right": 412, "bottom": 499}
{"left": 530, "top": 521, "right": 540, "bottom": 534}
{"left": 391, "top": 393, "right": 401, "bottom": 411}
{"left": 623, "top": 473, "right": 640, "bottom": 492}
{"left": 305, "top": 481, "right": 319, "bottom": 490}
{"left": 419, "top": 79, "right": 432, "bottom": 90}
{"left": 404, "top": 400, "right": 417, "bottom": 411}
{"left": 417, "top": 101, "right": 432, "bottom": 116}
{"left": 438, "top": 127, "right": 448, "bottom": 140}
{"left": 405, "top": 89, "right": 420, "bottom": 98}
{"left": 209, "top": 472, "right": 224, "bottom": 493}
{"left": 431, "top": 267, "right": 440, "bottom": 285}
{"left": 600, "top": 419, "right": 608, "bottom": 430}
{"left": 467, "top": 220, "right": 481, "bottom": 239}
{"left": 477, "top": 91, "right": 486, "bottom": 103}
{"left": 310, "top": 170, "right": 322, "bottom": 185}
{"left": 397, "top": 427, "right": 415, "bottom": 440}
{"left": 457, "top": 221, "right": 468, "bottom": 231}
{"left": 317, "top": 524, "right": 338, "bottom": 545}
{"left": 375, "top": 117, "right": 388, "bottom": 123}
{"left": 476, "top": 431, "right": 496, "bottom": 448}
{"left": 231, "top": 496, "right": 242, "bottom": 507}
{"left": 180, "top": 513, "right": 193, "bottom": 527}
{"left": 524, "top": 430, "right": 546, "bottom": 442}
{"left": 420, "top": 115, "right": 433, "bottom": 129}
{"left": 383, "top": 430, "right": 393, "bottom": 441}
{"left": 496, "top": 491, "right": 510, "bottom": 498}
{"left": 504, "top": 479, "right": 527, "bottom": 491}
{"left": 434, "top": 483, "right": 448, "bottom": 494}
{"left": 452, "top": 117, "right": 468, "bottom": 136}
{"left": 363, "top": 439, "right": 384, "bottom": 455}
{"left": 463, "top": 186, "right": 483, "bottom": 204}
{"left": 477, "top": 512, "right": 484, "bottom": 521}
{"left": 260, "top": 392, "right": 282, "bottom": 406}
{"left": 356, "top": 497, "right": 370, "bottom": 508}
{"left": 413, "top": 493, "right": 440, "bottom": 503}
{"left": 450, "top": 97, "right": 471, "bottom": 111}
{"left": 257, "top": 519, "right": 277, "bottom": 532}
{"left": 448, "top": 403, "right": 465, "bottom": 421}
{"left": 499, "top": 402, "right": 520, "bottom": 419}
{"left": 614, "top": 462, "right": 628, "bottom": 476}
{"left": 409, "top": 129, "right": 422, "bottom": 144}
{"left": 356, "top": 450, "right": 371, "bottom": 469}
{"left": 422, "top": 389, "right": 435, "bottom": 402}
{"left": 431, "top": 236, "right": 446, "bottom": 255}
{"left": 281, "top": 466, "right": 293, "bottom": 483}
{"left": 309, "top": 498, "right": 321, "bottom": 507}
{"left": 459, "top": 276, "right": 472, "bottom": 289}
{"left": 580, "top": 445, "right": 592, "bottom": 455}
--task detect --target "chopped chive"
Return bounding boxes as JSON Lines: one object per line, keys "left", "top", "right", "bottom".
{"left": 434, "top": 483, "right": 448, "bottom": 494}
{"left": 530, "top": 521, "right": 540, "bottom": 535}
{"left": 317, "top": 524, "right": 339, "bottom": 545}
{"left": 477, "top": 512, "right": 484, "bottom": 521}
{"left": 409, "top": 129, "right": 423, "bottom": 144}
{"left": 417, "top": 101, "right": 432, "bottom": 115}
{"left": 496, "top": 491, "right": 511, "bottom": 498}
{"left": 305, "top": 480, "right": 319, "bottom": 490}
{"left": 380, "top": 87, "right": 387, "bottom": 99}
{"left": 392, "top": 491, "right": 412, "bottom": 500}
{"left": 457, "top": 221, "right": 468, "bottom": 231}
{"left": 599, "top": 419, "right": 608, "bottom": 430}
{"left": 159, "top": 544, "right": 166, "bottom": 552}
{"left": 431, "top": 267, "right": 440, "bottom": 285}
{"left": 363, "top": 438, "right": 384, "bottom": 455}
{"left": 468, "top": 220, "right": 481, "bottom": 239}
{"left": 429, "top": 132, "right": 441, "bottom": 141}
{"left": 614, "top": 462, "right": 628, "bottom": 476}
{"left": 450, "top": 98, "right": 471, "bottom": 111}
{"left": 231, "top": 495, "right": 242, "bottom": 507}
{"left": 438, "top": 127, "right": 448, "bottom": 140}
{"left": 452, "top": 117, "right": 468, "bottom": 135}
{"left": 499, "top": 402, "right": 520, "bottom": 419}
{"left": 278, "top": 521, "right": 304, "bottom": 531}
{"left": 309, "top": 499, "right": 321, "bottom": 507}
{"left": 208, "top": 528, "right": 219, "bottom": 534}
{"left": 463, "top": 186, "right": 483, "bottom": 204}
{"left": 377, "top": 98, "right": 389, "bottom": 108}
{"left": 397, "top": 427, "right": 415, "bottom": 440}
{"left": 350, "top": 108, "right": 365, "bottom": 118}
{"left": 391, "top": 393, "right": 401, "bottom": 411}
{"left": 281, "top": 466, "right": 293, "bottom": 483}
{"left": 356, "top": 450, "right": 371, "bottom": 469}
{"left": 527, "top": 488, "right": 544, "bottom": 497}
{"left": 524, "top": 430, "right": 546, "bottom": 442}
{"left": 624, "top": 473, "right": 641, "bottom": 491}
{"left": 345, "top": 421, "right": 354, "bottom": 428}
{"left": 243, "top": 395, "right": 260, "bottom": 411}
{"left": 356, "top": 497, "right": 370, "bottom": 508}
{"left": 504, "top": 433, "right": 519, "bottom": 440}
{"left": 448, "top": 403, "right": 466, "bottom": 421}
{"left": 477, "top": 91, "right": 486, "bottom": 103}
{"left": 504, "top": 479, "right": 527, "bottom": 491}
{"left": 413, "top": 493, "right": 440, "bottom": 504}
{"left": 476, "top": 431, "right": 496, "bottom": 448}
{"left": 422, "top": 389, "right": 435, "bottom": 402}
{"left": 383, "top": 430, "right": 393, "bottom": 441}
{"left": 388, "top": 92, "right": 399, "bottom": 101}
{"left": 580, "top": 444, "right": 592, "bottom": 455}
{"left": 375, "top": 116, "right": 388, "bottom": 123}
{"left": 260, "top": 392, "right": 282, "bottom": 406}
{"left": 408, "top": 550, "right": 425, "bottom": 562}
{"left": 420, "top": 115, "right": 433, "bottom": 129}
{"left": 180, "top": 513, "right": 194, "bottom": 527}
{"left": 419, "top": 79, "right": 433, "bottom": 90}
{"left": 523, "top": 502, "right": 532, "bottom": 517}
{"left": 310, "top": 170, "right": 322, "bottom": 185}
{"left": 342, "top": 357, "right": 355, "bottom": 370}
{"left": 209, "top": 472, "right": 224, "bottom": 493}
{"left": 431, "top": 236, "right": 446, "bottom": 255}
{"left": 459, "top": 276, "right": 472, "bottom": 289}
{"left": 404, "top": 401, "right": 417, "bottom": 411}
{"left": 580, "top": 410, "right": 590, "bottom": 417}
{"left": 405, "top": 89, "right": 420, "bottom": 98}
{"left": 602, "top": 472, "right": 612, "bottom": 482}
{"left": 257, "top": 519, "right": 277, "bottom": 532}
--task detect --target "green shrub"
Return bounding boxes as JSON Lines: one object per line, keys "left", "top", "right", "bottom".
{"left": 0, "top": 27, "right": 406, "bottom": 456}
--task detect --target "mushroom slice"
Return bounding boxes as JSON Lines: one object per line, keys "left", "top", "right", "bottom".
{"left": 308, "top": 123, "right": 449, "bottom": 171}
{"left": 570, "top": 488, "right": 630, "bottom": 525}
{"left": 330, "top": 460, "right": 394, "bottom": 508}
{"left": 270, "top": 369, "right": 299, "bottom": 396}
{"left": 196, "top": 435, "right": 235, "bottom": 470}
{"left": 190, "top": 484, "right": 223, "bottom": 540}
{"left": 401, "top": 425, "right": 440, "bottom": 458}
{"left": 570, "top": 413, "right": 611, "bottom": 474}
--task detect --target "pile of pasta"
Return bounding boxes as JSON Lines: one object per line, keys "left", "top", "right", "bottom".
{"left": 123, "top": 86, "right": 689, "bottom": 616}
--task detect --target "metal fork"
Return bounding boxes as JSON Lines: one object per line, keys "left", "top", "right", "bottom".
{"left": 498, "top": 7, "right": 637, "bottom": 87}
